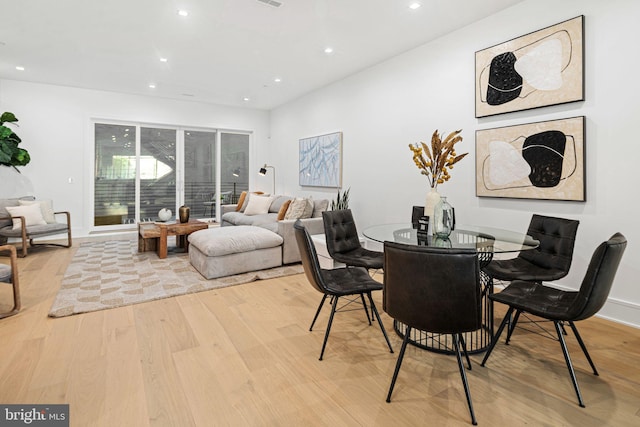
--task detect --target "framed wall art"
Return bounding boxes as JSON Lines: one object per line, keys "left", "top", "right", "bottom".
{"left": 476, "top": 116, "right": 585, "bottom": 201}
{"left": 299, "top": 131, "right": 342, "bottom": 188}
{"left": 475, "top": 15, "right": 584, "bottom": 118}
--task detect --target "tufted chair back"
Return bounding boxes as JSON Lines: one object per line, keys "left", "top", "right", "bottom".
{"left": 322, "top": 209, "right": 362, "bottom": 256}
{"left": 383, "top": 242, "right": 482, "bottom": 334}
{"left": 518, "top": 214, "right": 579, "bottom": 275}
{"left": 570, "top": 232, "right": 627, "bottom": 321}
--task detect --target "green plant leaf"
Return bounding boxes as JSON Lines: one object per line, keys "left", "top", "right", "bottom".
{"left": 0, "top": 112, "right": 30, "bottom": 167}
{"left": 0, "top": 112, "right": 17, "bottom": 124}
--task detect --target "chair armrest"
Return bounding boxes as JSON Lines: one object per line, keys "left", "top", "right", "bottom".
{"left": 53, "top": 211, "right": 71, "bottom": 225}
{"left": 221, "top": 204, "right": 237, "bottom": 215}
{"left": 0, "top": 244, "right": 18, "bottom": 259}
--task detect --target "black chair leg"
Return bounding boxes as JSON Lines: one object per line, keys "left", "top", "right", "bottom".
{"left": 459, "top": 334, "right": 472, "bottom": 370}
{"left": 505, "top": 309, "right": 522, "bottom": 345}
{"left": 568, "top": 321, "right": 599, "bottom": 376}
{"left": 319, "top": 296, "right": 339, "bottom": 361}
{"left": 454, "top": 333, "right": 478, "bottom": 425}
{"left": 387, "top": 326, "right": 411, "bottom": 402}
{"left": 366, "top": 292, "right": 393, "bottom": 353}
{"left": 309, "top": 294, "right": 328, "bottom": 331}
{"left": 481, "top": 306, "right": 514, "bottom": 367}
{"left": 360, "top": 294, "right": 372, "bottom": 325}
{"left": 554, "top": 321, "right": 586, "bottom": 407}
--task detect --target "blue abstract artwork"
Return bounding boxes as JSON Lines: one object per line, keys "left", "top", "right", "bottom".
{"left": 299, "top": 132, "right": 342, "bottom": 187}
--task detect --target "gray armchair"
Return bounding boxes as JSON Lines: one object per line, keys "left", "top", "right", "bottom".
{"left": 0, "top": 244, "right": 21, "bottom": 318}
{"left": 0, "top": 198, "right": 72, "bottom": 257}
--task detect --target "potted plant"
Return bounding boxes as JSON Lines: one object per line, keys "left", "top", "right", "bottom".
{"left": 0, "top": 112, "right": 31, "bottom": 171}
{"left": 330, "top": 187, "right": 350, "bottom": 210}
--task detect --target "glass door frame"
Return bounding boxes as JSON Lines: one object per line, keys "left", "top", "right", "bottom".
{"left": 90, "top": 119, "right": 252, "bottom": 232}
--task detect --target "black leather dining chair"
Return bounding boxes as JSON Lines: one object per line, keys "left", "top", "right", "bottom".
{"left": 383, "top": 241, "right": 482, "bottom": 425}
{"left": 484, "top": 214, "right": 579, "bottom": 342}
{"left": 481, "top": 233, "right": 627, "bottom": 408}
{"left": 322, "top": 209, "right": 383, "bottom": 270}
{"left": 484, "top": 214, "right": 579, "bottom": 283}
{"left": 293, "top": 220, "right": 393, "bottom": 360}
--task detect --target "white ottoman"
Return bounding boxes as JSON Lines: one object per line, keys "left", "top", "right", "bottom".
{"left": 188, "top": 226, "right": 283, "bottom": 279}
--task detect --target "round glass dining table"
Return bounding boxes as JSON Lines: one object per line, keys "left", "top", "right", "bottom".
{"left": 363, "top": 223, "right": 539, "bottom": 354}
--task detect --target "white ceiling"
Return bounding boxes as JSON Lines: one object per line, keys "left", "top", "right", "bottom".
{"left": 0, "top": 0, "right": 524, "bottom": 110}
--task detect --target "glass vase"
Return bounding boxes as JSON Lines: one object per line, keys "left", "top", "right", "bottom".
{"left": 433, "top": 197, "right": 453, "bottom": 238}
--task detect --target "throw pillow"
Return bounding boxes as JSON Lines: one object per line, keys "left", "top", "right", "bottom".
{"left": 269, "top": 196, "right": 292, "bottom": 213}
{"left": 284, "top": 198, "right": 314, "bottom": 220}
{"left": 19, "top": 199, "right": 56, "bottom": 223}
{"left": 277, "top": 199, "right": 292, "bottom": 221}
{"left": 235, "top": 191, "right": 248, "bottom": 212}
{"left": 244, "top": 195, "right": 275, "bottom": 216}
{"left": 238, "top": 191, "right": 265, "bottom": 212}
{"left": 312, "top": 199, "right": 329, "bottom": 218}
{"left": 6, "top": 204, "right": 48, "bottom": 230}
{"left": 301, "top": 197, "right": 314, "bottom": 219}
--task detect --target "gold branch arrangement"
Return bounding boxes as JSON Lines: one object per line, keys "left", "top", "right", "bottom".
{"left": 409, "top": 129, "right": 468, "bottom": 189}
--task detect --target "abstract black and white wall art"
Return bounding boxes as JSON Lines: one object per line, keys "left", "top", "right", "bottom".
{"left": 475, "top": 15, "right": 584, "bottom": 118}
{"left": 299, "top": 132, "right": 342, "bottom": 188}
{"left": 476, "top": 117, "right": 585, "bottom": 201}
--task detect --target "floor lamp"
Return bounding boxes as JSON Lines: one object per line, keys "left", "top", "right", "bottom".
{"left": 259, "top": 164, "right": 275, "bottom": 194}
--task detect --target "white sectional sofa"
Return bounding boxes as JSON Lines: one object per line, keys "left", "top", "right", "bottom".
{"left": 220, "top": 194, "right": 328, "bottom": 264}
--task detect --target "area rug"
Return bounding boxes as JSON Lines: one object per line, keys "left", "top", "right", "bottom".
{"left": 49, "top": 240, "right": 304, "bottom": 317}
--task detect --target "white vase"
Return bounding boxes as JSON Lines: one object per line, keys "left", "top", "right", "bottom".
{"left": 0, "top": 166, "right": 34, "bottom": 198}
{"left": 158, "top": 208, "right": 172, "bottom": 221}
{"left": 424, "top": 187, "right": 441, "bottom": 219}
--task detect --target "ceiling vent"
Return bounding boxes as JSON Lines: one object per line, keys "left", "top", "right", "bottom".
{"left": 257, "top": 0, "right": 282, "bottom": 8}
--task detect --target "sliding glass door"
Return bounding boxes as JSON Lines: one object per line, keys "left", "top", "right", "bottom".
{"left": 94, "top": 122, "right": 250, "bottom": 227}
{"left": 94, "top": 124, "right": 136, "bottom": 226}
{"left": 183, "top": 131, "right": 249, "bottom": 218}
{"left": 140, "top": 127, "right": 177, "bottom": 221}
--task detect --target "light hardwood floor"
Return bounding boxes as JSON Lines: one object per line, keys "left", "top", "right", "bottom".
{"left": 0, "top": 241, "right": 639, "bottom": 426}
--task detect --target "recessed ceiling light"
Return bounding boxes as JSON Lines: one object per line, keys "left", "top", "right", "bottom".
{"left": 149, "top": 83, "right": 156, "bottom": 89}
{"left": 274, "top": 77, "right": 282, "bottom": 83}
{"left": 243, "top": 97, "right": 250, "bottom": 102}
{"left": 160, "top": 57, "right": 168, "bottom": 63}
{"left": 409, "top": 2, "right": 421, "bottom": 10}
{"left": 15, "top": 66, "right": 25, "bottom": 71}
{"left": 177, "top": 9, "right": 188, "bottom": 17}
{"left": 324, "top": 47, "right": 334, "bottom": 54}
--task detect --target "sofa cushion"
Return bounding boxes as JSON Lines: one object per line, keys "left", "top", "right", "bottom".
{"left": 222, "top": 211, "right": 278, "bottom": 226}
{"left": 269, "top": 196, "right": 293, "bottom": 213}
{"left": 5, "top": 204, "right": 47, "bottom": 230}
{"left": 188, "top": 225, "right": 283, "bottom": 257}
{"left": 0, "top": 222, "right": 68, "bottom": 237}
{"left": 312, "top": 199, "right": 329, "bottom": 218}
{"left": 19, "top": 199, "right": 56, "bottom": 223}
{"left": 235, "top": 191, "right": 248, "bottom": 212}
{"left": 244, "top": 195, "right": 275, "bottom": 216}
{"left": 284, "top": 198, "right": 313, "bottom": 220}
{"left": 277, "top": 199, "right": 292, "bottom": 220}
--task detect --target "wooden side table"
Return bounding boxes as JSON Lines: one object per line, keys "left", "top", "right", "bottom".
{"left": 138, "top": 219, "right": 209, "bottom": 259}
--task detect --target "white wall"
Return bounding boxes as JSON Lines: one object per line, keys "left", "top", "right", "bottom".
{"left": 0, "top": 79, "right": 271, "bottom": 236}
{"left": 269, "top": 0, "right": 640, "bottom": 327}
